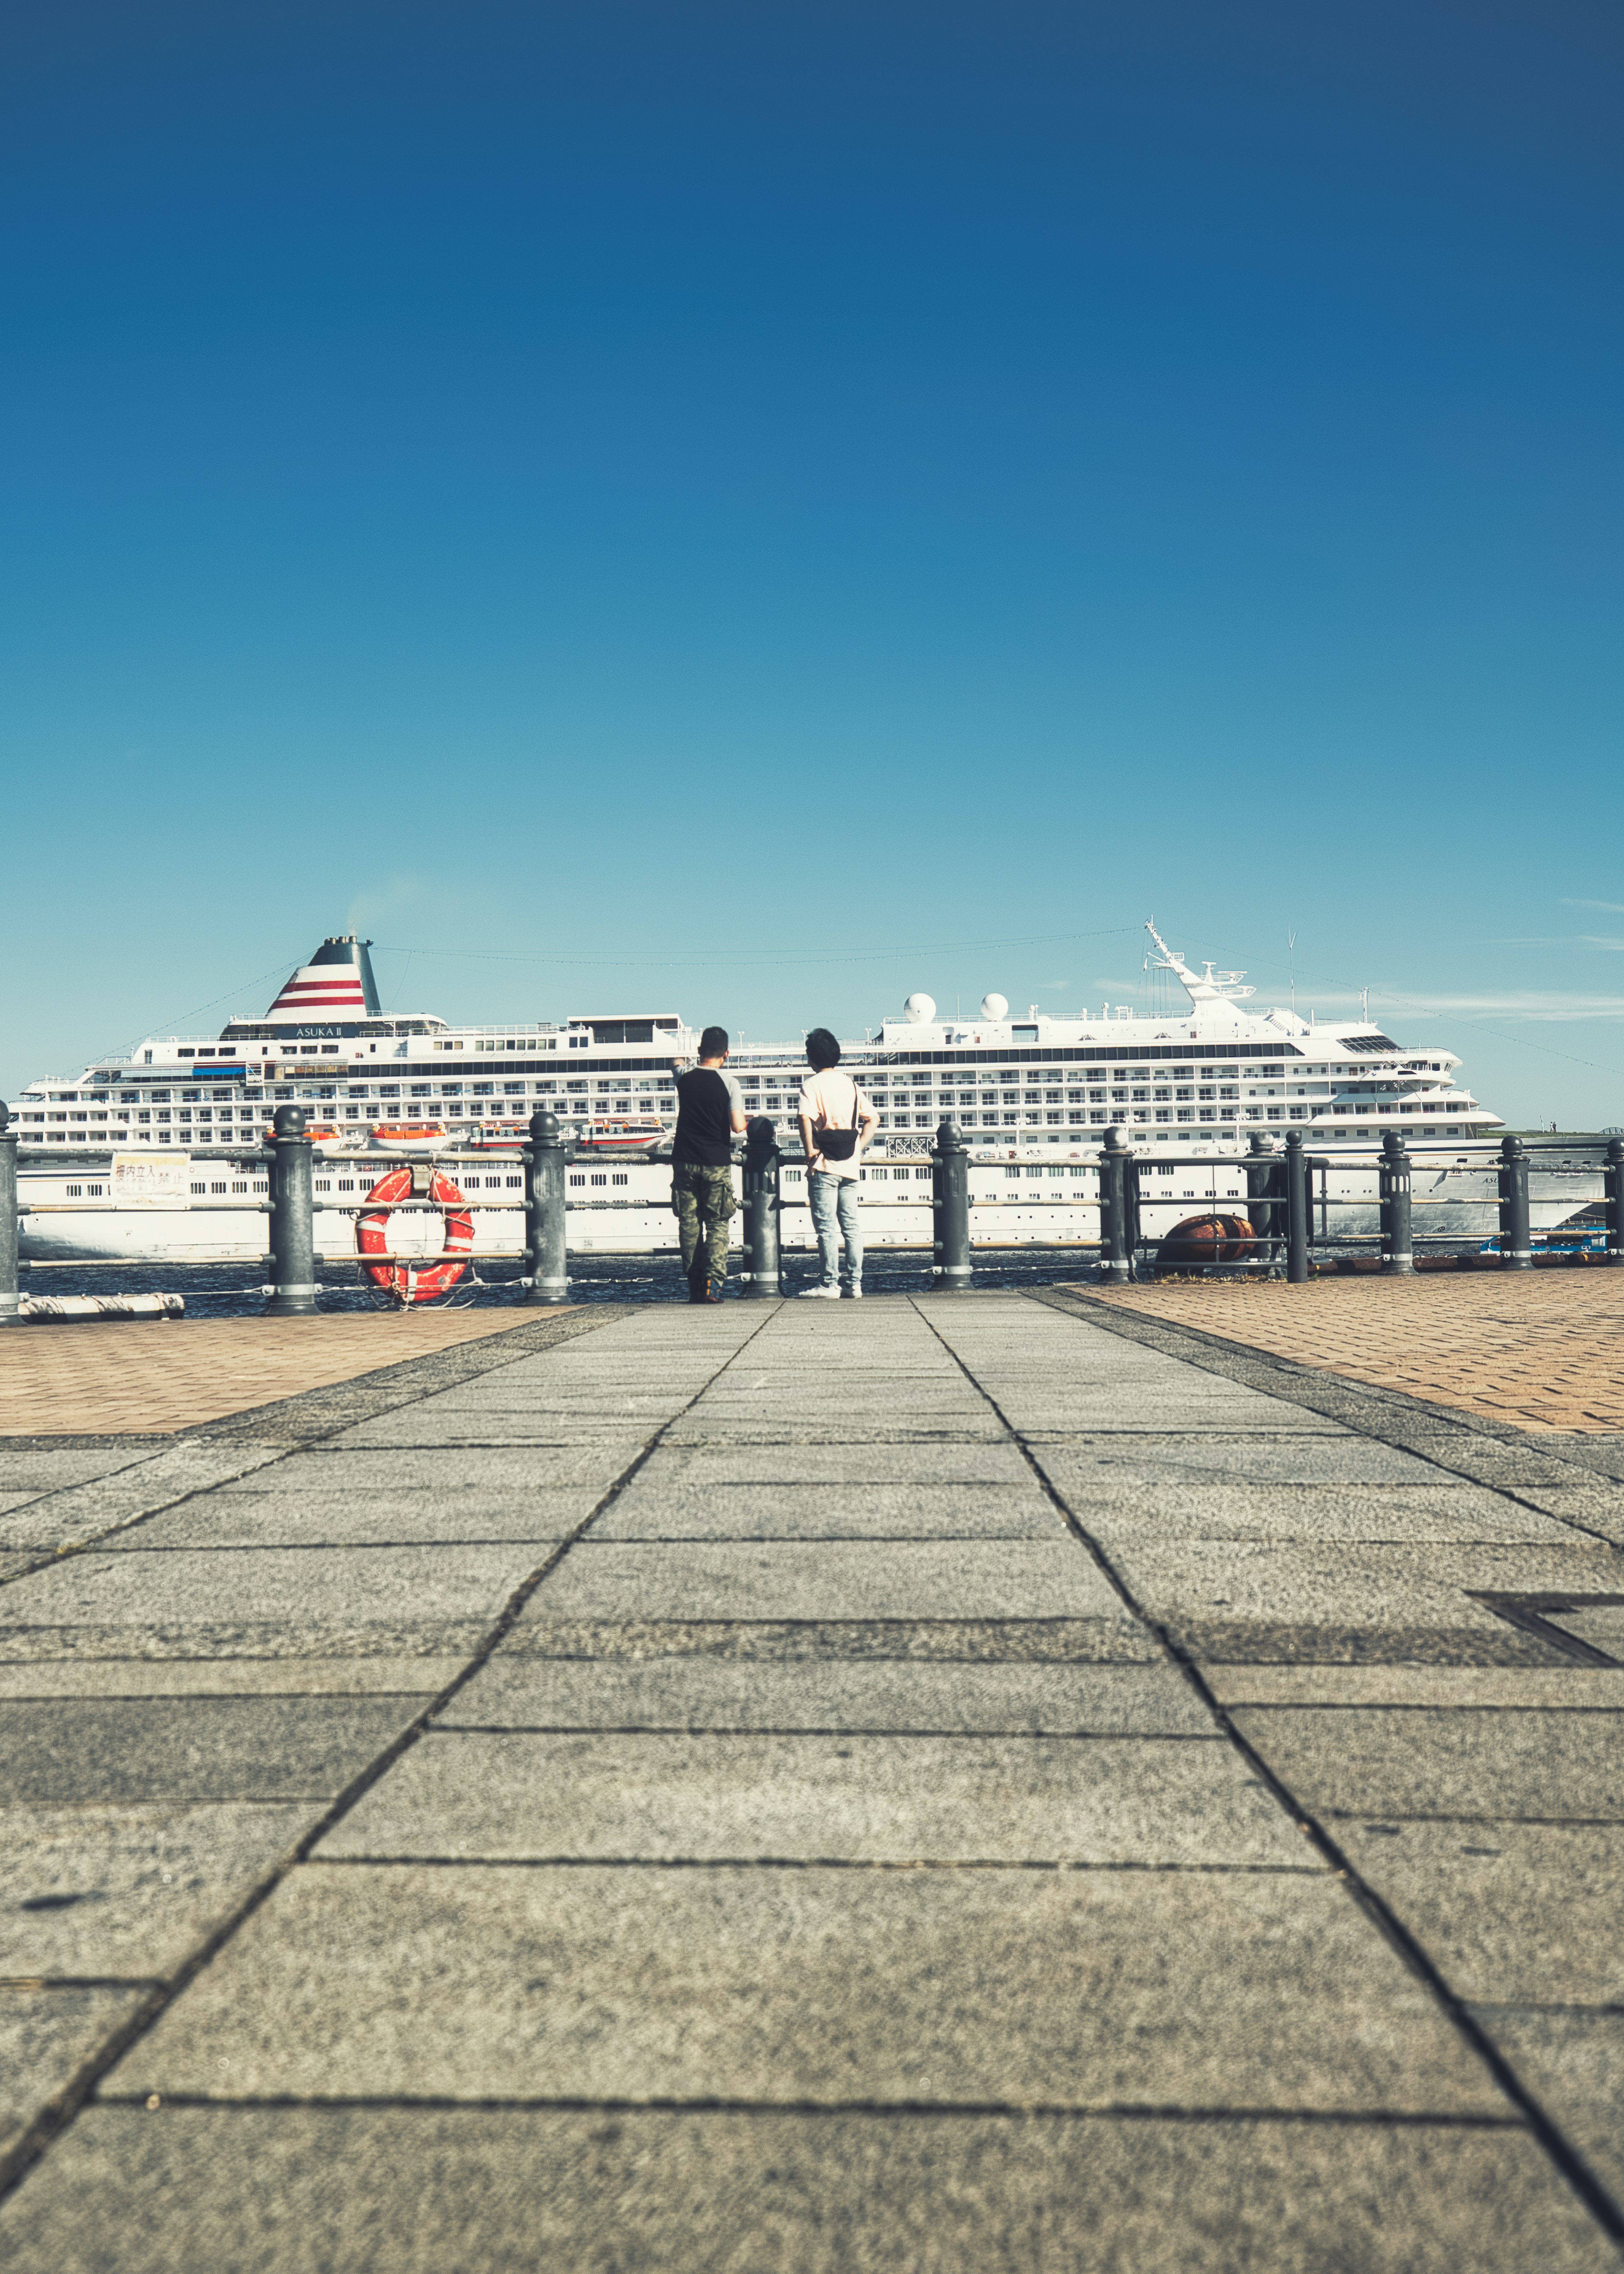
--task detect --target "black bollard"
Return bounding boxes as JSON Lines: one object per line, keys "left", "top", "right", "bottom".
{"left": 1285, "top": 1130, "right": 1310, "bottom": 1284}
{"left": 1497, "top": 1133, "right": 1532, "bottom": 1271}
{"left": 1607, "top": 1137, "right": 1624, "bottom": 1266}
{"left": 0, "top": 1105, "right": 18, "bottom": 1327}
{"left": 931, "top": 1118, "right": 972, "bottom": 1292}
{"left": 525, "top": 1110, "right": 569, "bottom": 1304}
{"left": 264, "top": 1105, "right": 318, "bottom": 1316}
{"left": 1378, "top": 1130, "right": 1414, "bottom": 1275}
{"left": 1245, "top": 1132, "right": 1281, "bottom": 1273}
{"left": 1100, "top": 1126, "right": 1133, "bottom": 1284}
{"left": 741, "top": 1116, "right": 783, "bottom": 1298}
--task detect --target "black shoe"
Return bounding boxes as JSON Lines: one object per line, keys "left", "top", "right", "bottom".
{"left": 689, "top": 1275, "right": 721, "bottom": 1304}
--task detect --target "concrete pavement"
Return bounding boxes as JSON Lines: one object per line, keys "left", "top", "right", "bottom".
{"left": 1, "top": 1291, "right": 1622, "bottom": 2269}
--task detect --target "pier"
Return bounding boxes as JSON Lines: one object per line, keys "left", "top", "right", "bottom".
{"left": 2, "top": 1285, "right": 1623, "bottom": 2267}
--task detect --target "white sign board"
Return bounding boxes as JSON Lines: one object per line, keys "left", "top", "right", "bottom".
{"left": 111, "top": 1151, "right": 192, "bottom": 1208}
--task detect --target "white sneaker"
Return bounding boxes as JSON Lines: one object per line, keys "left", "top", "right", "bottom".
{"left": 797, "top": 1284, "right": 840, "bottom": 1299}
{"left": 845, "top": 1284, "right": 863, "bottom": 1299}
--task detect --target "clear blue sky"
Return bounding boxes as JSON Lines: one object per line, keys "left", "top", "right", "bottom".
{"left": 4, "top": 0, "right": 1621, "bottom": 1124}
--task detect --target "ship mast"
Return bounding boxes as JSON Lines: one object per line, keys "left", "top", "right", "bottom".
{"left": 1143, "top": 919, "right": 1255, "bottom": 1008}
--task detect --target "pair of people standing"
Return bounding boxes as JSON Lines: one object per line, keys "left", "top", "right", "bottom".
{"left": 669, "top": 1024, "right": 877, "bottom": 1302}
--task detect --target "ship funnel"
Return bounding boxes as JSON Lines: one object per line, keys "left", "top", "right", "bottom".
{"left": 264, "top": 935, "right": 381, "bottom": 1021}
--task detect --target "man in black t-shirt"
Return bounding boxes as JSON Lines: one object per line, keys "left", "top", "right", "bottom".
{"left": 671, "top": 1025, "right": 747, "bottom": 1302}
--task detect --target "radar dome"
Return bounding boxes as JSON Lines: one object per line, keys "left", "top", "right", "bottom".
{"left": 980, "top": 992, "right": 1008, "bottom": 1020}
{"left": 903, "top": 993, "right": 936, "bottom": 1024}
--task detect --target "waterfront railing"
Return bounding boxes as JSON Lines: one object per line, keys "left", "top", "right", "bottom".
{"left": 2, "top": 1106, "right": 1620, "bottom": 1321}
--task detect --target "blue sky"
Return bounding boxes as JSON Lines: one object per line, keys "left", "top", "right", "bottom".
{"left": 3, "top": 0, "right": 1622, "bottom": 1123}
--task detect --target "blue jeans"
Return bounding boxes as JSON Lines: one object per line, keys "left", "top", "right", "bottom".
{"left": 808, "top": 1170, "right": 863, "bottom": 1289}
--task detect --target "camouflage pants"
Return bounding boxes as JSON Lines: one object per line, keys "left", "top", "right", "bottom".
{"left": 672, "top": 1161, "right": 738, "bottom": 1285}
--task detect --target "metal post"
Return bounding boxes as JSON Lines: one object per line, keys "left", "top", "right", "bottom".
{"left": 1378, "top": 1129, "right": 1414, "bottom": 1275}
{"left": 741, "top": 1116, "right": 783, "bottom": 1298}
{"left": 1245, "top": 1132, "right": 1281, "bottom": 1272}
{"left": 1497, "top": 1133, "right": 1532, "bottom": 1270}
{"left": 525, "top": 1110, "right": 569, "bottom": 1304}
{"left": 931, "top": 1118, "right": 972, "bottom": 1293}
{"left": 0, "top": 1105, "right": 19, "bottom": 1326}
{"left": 263, "top": 1105, "right": 318, "bottom": 1316}
{"left": 1100, "top": 1126, "right": 1133, "bottom": 1284}
{"left": 1607, "top": 1137, "right": 1624, "bottom": 1265}
{"left": 1285, "top": 1130, "right": 1309, "bottom": 1284}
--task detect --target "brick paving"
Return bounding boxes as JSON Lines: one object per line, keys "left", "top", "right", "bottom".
{"left": 1079, "top": 1270, "right": 1624, "bottom": 1433}
{"left": 0, "top": 1308, "right": 570, "bottom": 1436}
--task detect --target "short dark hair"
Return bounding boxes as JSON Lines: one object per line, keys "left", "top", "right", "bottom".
{"left": 699, "top": 1025, "right": 729, "bottom": 1058}
{"left": 805, "top": 1027, "right": 841, "bottom": 1071}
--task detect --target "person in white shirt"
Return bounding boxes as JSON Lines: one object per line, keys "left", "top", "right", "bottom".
{"left": 797, "top": 1027, "right": 878, "bottom": 1299}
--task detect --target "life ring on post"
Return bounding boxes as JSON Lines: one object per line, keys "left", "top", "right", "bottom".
{"left": 357, "top": 1166, "right": 474, "bottom": 1303}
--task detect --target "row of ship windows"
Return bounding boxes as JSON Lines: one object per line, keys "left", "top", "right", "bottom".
{"left": 16, "top": 1101, "right": 1474, "bottom": 1142}
{"left": 54, "top": 1153, "right": 1466, "bottom": 1207}
{"left": 14, "top": 1077, "right": 1449, "bottom": 1121}
{"left": 28, "top": 1060, "right": 1446, "bottom": 1108}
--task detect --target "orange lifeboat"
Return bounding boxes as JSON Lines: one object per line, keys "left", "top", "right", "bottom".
{"left": 368, "top": 1122, "right": 449, "bottom": 1151}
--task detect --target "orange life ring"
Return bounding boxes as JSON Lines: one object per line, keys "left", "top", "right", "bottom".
{"left": 357, "top": 1166, "right": 474, "bottom": 1302}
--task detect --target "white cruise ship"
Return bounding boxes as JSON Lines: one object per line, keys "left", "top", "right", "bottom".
{"left": 8, "top": 925, "right": 1600, "bottom": 1266}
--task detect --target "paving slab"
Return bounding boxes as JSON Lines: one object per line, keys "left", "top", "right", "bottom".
{"left": 320, "top": 1730, "right": 1297, "bottom": 1867}
{"left": 593, "top": 1481, "right": 1067, "bottom": 1541}
{"left": 1231, "top": 1705, "right": 1624, "bottom": 1819}
{"left": 0, "top": 1442, "right": 290, "bottom": 1555}
{"left": 1472, "top": 2009, "right": 1624, "bottom": 2208}
{"left": 0, "top": 1986, "right": 149, "bottom": 2164}
{"left": 525, "top": 1541, "right": 1121, "bottom": 1622}
{"left": 411, "top": 1393, "right": 700, "bottom": 1422}
{"left": 657, "top": 1418, "right": 1015, "bottom": 1445}
{"left": 1047, "top": 1481, "right": 1583, "bottom": 1545}
{"left": 1104, "top": 1540, "right": 1616, "bottom": 1656}
{"left": 329, "top": 1415, "right": 661, "bottom": 1447}
{"left": 0, "top": 1697, "right": 416, "bottom": 1804}
{"left": 437, "top": 1656, "right": 1211, "bottom": 1734}
{"left": 100, "top": 1489, "right": 604, "bottom": 1550}
{"left": 1207, "top": 1666, "right": 1624, "bottom": 1709}
{"left": 1037, "top": 1439, "right": 1458, "bottom": 1487}
{"left": 692, "top": 1381, "right": 990, "bottom": 1406}
{"left": 7, "top": 2106, "right": 1605, "bottom": 2274}
{"left": 0, "top": 1620, "right": 496, "bottom": 1665}
{"left": 1, "top": 1543, "right": 552, "bottom": 1635}
{"left": 1510, "top": 1490, "right": 1624, "bottom": 1550}
{"left": 0, "top": 1447, "right": 166, "bottom": 1494}
{"left": 1334, "top": 1820, "right": 1624, "bottom": 2004}
{"left": 0, "top": 1802, "right": 309, "bottom": 1977}
{"left": 106, "top": 1863, "right": 1506, "bottom": 2113}
{"left": 1550, "top": 1604, "right": 1624, "bottom": 1657}
{"left": 494, "top": 1615, "right": 1159, "bottom": 1664}
{"left": 211, "top": 1447, "right": 630, "bottom": 1492}
{"left": 646, "top": 1443, "right": 1036, "bottom": 1484}
{"left": 0, "top": 1658, "right": 466, "bottom": 1699}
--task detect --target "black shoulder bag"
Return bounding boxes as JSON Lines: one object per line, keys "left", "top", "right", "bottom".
{"left": 815, "top": 1076, "right": 861, "bottom": 1162}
